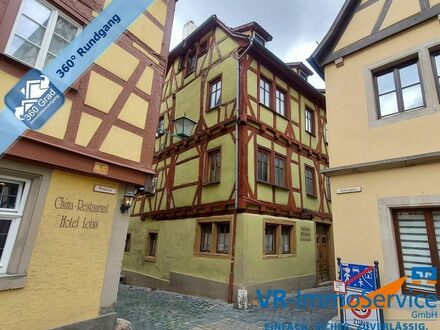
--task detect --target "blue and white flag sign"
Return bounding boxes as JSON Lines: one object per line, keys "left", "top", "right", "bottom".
{"left": 1, "top": 0, "right": 153, "bottom": 154}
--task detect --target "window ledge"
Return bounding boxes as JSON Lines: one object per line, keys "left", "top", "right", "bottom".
{"left": 193, "top": 252, "right": 230, "bottom": 259}
{"left": 307, "top": 193, "right": 318, "bottom": 199}
{"left": 207, "top": 106, "right": 221, "bottom": 112}
{"left": 203, "top": 181, "right": 221, "bottom": 187}
{"left": 259, "top": 103, "right": 288, "bottom": 119}
{"left": 143, "top": 256, "right": 156, "bottom": 262}
{"left": 306, "top": 131, "right": 316, "bottom": 137}
{"left": 257, "top": 181, "right": 289, "bottom": 190}
{"left": 263, "top": 254, "right": 297, "bottom": 259}
{"left": 0, "top": 273, "right": 26, "bottom": 291}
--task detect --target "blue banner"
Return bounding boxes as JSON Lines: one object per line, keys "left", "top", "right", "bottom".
{"left": 1, "top": 0, "right": 153, "bottom": 155}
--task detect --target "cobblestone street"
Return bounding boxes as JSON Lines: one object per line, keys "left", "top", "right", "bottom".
{"left": 116, "top": 285, "right": 337, "bottom": 330}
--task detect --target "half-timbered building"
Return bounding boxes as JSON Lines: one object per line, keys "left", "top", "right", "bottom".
{"left": 123, "top": 15, "right": 333, "bottom": 302}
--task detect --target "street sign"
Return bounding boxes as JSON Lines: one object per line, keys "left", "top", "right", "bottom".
{"left": 343, "top": 288, "right": 381, "bottom": 329}
{"left": 333, "top": 280, "right": 346, "bottom": 294}
{"left": 341, "top": 263, "right": 377, "bottom": 292}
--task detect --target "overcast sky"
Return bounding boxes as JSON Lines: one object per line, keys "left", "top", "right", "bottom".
{"left": 169, "top": 0, "right": 345, "bottom": 88}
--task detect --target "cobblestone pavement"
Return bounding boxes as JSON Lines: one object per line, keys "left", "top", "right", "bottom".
{"left": 116, "top": 284, "right": 337, "bottom": 330}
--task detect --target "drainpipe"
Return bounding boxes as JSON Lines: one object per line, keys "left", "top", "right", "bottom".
{"left": 228, "top": 38, "right": 254, "bottom": 304}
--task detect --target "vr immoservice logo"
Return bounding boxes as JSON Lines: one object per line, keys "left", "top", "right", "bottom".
{"left": 5, "top": 69, "right": 64, "bottom": 130}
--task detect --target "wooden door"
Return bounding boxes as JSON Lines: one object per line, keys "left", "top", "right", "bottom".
{"left": 316, "top": 224, "right": 330, "bottom": 282}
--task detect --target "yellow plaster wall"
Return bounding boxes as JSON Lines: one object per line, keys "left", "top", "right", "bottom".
{"left": 0, "top": 171, "right": 118, "bottom": 330}
{"left": 75, "top": 113, "right": 103, "bottom": 147}
{"left": 330, "top": 164, "right": 440, "bottom": 326}
{"left": 95, "top": 44, "right": 139, "bottom": 81}
{"left": 99, "top": 126, "right": 143, "bottom": 162}
{"left": 136, "top": 66, "right": 155, "bottom": 95}
{"left": 117, "top": 93, "right": 149, "bottom": 129}
{"left": 381, "top": 0, "right": 420, "bottom": 30}
{"left": 85, "top": 71, "right": 123, "bottom": 113}
{"left": 123, "top": 216, "right": 231, "bottom": 283}
{"left": 174, "top": 159, "right": 199, "bottom": 186}
{"left": 147, "top": 0, "right": 167, "bottom": 25}
{"left": 335, "top": 0, "right": 385, "bottom": 51}
{"left": 37, "top": 98, "right": 72, "bottom": 140}
{"left": 325, "top": 19, "right": 440, "bottom": 168}
{"left": 234, "top": 213, "right": 315, "bottom": 285}
{"left": 128, "top": 15, "right": 164, "bottom": 54}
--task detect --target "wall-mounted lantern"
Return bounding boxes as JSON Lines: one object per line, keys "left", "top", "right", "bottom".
{"left": 157, "top": 113, "right": 197, "bottom": 140}
{"left": 120, "top": 191, "right": 135, "bottom": 214}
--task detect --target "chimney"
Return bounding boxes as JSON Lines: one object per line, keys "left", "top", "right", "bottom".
{"left": 182, "top": 20, "right": 197, "bottom": 40}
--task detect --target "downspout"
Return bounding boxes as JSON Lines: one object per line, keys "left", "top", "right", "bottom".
{"left": 228, "top": 37, "right": 254, "bottom": 304}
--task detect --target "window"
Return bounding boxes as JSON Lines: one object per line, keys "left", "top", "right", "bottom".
{"left": 257, "top": 149, "right": 270, "bottom": 183}
{"left": 299, "top": 70, "right": 308, "bottom": 81}
{"left": 305, "top": 165, "right": 316, "bottom": 197}
{"left": 393, "top": 209, "right": 440, "bottom": 297}
{"left": 375, "top": 61, "right": 424, "bottom": 118}
{"left": 281, "top": 226, "right": 291, "bottom": 254}
{"left": 324, "top": 123, "right": 329, "bottom": 144}
{"left": 275, "top": 88, "right": 286, "bottom": 116}
{"left": 264, "top": 221, "right": 296, "bottom": 256}
{"left": 200, "top": 224, "right": 211, "bottom": 252}
{"left": 0, "top": 177, "right": 30, "bottom": 273}
{"left": 195, "top": 220, "right": 231, "bottom": 256}
{"left": 147, "top": 232, "right": 158, "bottom": 257}
{"left": 206, "top": 148, "right": 221, "bottom": 184}
{"left": 432, "top": 52, "right": 440, "bottom": 95}
{"left": 208, "top": 78, "right": 222, "bottom": 109}
{"left": 186, "top": 50, "right": 196, "bottom": 75}
{"left": 265, "top": 224, "right": 276, "bottom": 255}
{"left": 216, "top": 223, "right": 230, "bottom": 254}
{"left": 178, "top": 55, "right": 185, "bottom": 71}
{"left": 124, "top": 233, "right": 131, "bottom": 253}
{"left": 260, "top": 77, "right": 271, "bottom": 108}
{"left": 157, "top": 116, "right": 164, "bottom": 135}
{"left": 5, "top": 0, "right": 80, "bottom": 69}
{"left": 305, "top": 107, "right": 314, "bottom": 135}
{"left": 274, "top": 155, "right": 286, "bottom": 187}
{"left": 199, "top": 40, "right": 208, "bottom": 56}
{"left": 254, "top": 32, "right": 266, "bottom": 46}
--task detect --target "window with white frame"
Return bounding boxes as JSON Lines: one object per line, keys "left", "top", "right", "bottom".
{"left": 0, "top": 176, "right": 30, "bottom": 274}
{"left": 275, "top": 88, "right": 286, "bottom": 117}
{"left": 259, "top": 77, "right": 271, "bottom": 108}
{"left": 5, "top": 0, "right": 80, "bottom": 69}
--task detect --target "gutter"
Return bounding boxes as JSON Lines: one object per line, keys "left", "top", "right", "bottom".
{"left": 227, "top": 37, "right": 254, "bottom": 304}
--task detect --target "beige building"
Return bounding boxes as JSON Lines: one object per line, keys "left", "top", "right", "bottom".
{"left": 310, "top": 0, "right": 440, "bottom": 326}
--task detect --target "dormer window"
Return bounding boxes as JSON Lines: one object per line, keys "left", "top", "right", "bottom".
{"left": 299, "top": 70, "right": 308, "bottom": 81}
{"left": 254, "top": 32, "right": 266, "bottom": 46}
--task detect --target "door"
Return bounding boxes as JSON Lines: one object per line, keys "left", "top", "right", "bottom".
{"left": 316, "top": 224, "right": 330, "bottom": 283}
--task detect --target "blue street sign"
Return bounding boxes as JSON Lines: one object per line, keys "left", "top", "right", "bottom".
{"left": 412, "top": 267, "right": 437, "bottom": 281}
{"left": 341, "top": 263, "right": 377, "bottom": 292}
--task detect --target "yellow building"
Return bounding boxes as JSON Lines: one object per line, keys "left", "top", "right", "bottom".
{"left": 123, "top": 16, "right": 333, "bottom": 303}
{"left": 0, "top": 0, "right": 175, "bottom": 328}
{"left": 310, "top": 0, "right": 440, "bottom": 326}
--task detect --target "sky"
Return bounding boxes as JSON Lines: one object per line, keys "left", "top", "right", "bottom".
{"left": 169, "top": 0, "right": 346, "bottom": 89}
